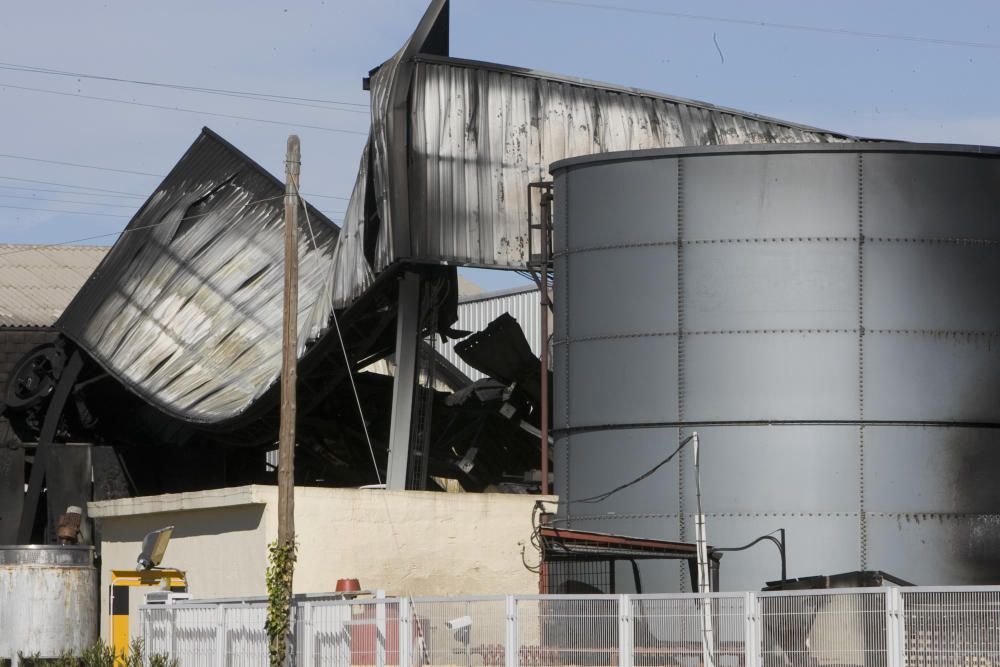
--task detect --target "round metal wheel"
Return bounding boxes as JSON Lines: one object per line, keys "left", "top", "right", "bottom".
{"left": 5, "top": 344, "right": 66, "bottom": 409}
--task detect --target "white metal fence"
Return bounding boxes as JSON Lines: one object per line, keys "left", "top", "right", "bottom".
{"left": 140, "top": 587, "right": 1000, "bottom": 667}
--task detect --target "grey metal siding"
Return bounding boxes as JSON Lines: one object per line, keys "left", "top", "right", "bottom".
{"left": 552, "top": 144, "right": 1000, "bottom": 590}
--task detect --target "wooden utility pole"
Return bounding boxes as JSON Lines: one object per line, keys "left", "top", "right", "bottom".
{"left": 278, "top": 135, "right": 300, "bottom": 544}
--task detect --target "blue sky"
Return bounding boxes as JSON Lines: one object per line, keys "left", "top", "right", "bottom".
{"left": 1, "top": 1, "right": 998, "bottom": 291}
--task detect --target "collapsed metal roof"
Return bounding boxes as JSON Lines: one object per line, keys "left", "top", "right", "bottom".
{"left": 42, "top": 0, "right": 861, "bottom": 432}
{"left": 57, "top": 129, "right": 340, "bottom": 423}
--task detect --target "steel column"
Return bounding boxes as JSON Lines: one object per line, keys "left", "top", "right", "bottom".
{"left": 386, "top": 271, "right": 422, "bottom": 490}
{"left": 18, "top": 351, "right": 84, "bottom": 544}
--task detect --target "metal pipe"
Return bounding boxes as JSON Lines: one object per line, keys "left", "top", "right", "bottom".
{"left": 539, "top": 190, "right": 552, "bottom": 495}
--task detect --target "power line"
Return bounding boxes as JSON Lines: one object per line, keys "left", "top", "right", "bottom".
{"left": 0, "top": 193, "right": 137, "bottom": 208}
{"left": 0, "top": 173, "right": 352, "bottom": 203}
{"left": 0, "top": 61, "right": 371, "bottom": 110}
{"left": 528, "top": 0, "right": 1000, "bottom": 50}
{"left": 301, "top": 192, "right": 351, "bottom": 201}
{"left": 0, "top": 81, "right": 369, "bottom": 136}
{"left": 0, "top": 204, "right": 127, "bottom": 218}
{"left": 0, "top": 175, "right": 146, "bottom": 197}
{"left": 0, "top": 153, "right": 161, "bottom": 177}
{"left": 0, "top": 183, "right": 144, "bottom": 199}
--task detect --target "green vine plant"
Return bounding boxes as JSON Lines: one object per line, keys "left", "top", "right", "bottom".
{"left": 266, "top": 539, "right": 298, "bottom": 667}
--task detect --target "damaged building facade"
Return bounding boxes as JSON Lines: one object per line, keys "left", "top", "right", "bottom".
{"left": 3, "top": 0, "right": 1000, "bottom": 595}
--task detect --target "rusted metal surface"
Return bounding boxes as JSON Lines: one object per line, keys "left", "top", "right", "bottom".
{"left": 0, "top": 546, "right": 97, "bottom": 661}
{"left": 56, "top": 128, "right": 340, "bottom": 423}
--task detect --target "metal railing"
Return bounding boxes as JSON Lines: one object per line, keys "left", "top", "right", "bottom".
{"left": 140, "top": 586, "right": 1000, "bottom": 666}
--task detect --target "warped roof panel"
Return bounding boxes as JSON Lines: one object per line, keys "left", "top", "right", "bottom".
{"left": 57, "top": 128, "right": 341, "bottom": 423}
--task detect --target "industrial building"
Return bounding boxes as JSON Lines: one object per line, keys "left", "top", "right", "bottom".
{"left": 3, "top": 0, "right": 1000, "bottom": 661}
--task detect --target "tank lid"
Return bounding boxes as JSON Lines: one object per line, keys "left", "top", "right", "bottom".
{"left": 0, "top": 545, "right": 94, "bottom": 566}
{"left": 549, "top": 141, "right": 1000, "bottom": 174}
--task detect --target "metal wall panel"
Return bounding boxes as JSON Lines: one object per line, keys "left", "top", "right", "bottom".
{"left": 553, "top": 144, "right": 1000, "bottom": 591}
{"left": 683, "top": 152, "right": 859, "bottom": 240}
{"left": 862, "top": 153, "right": 1000, "bottom": 240}
{"left": 865, "top": 514, "right": 1000, "bottom": 585}
{"left": 568, "top": 337, "right": 679, "bottom": 428}
{"left": 864, "top": 242, "right": 1000, "bottom": 331}
{"left": 863, "top": 333, "right": 1000, "bottom": 422}
{"left": 683, "top": 242, "right": 858, "bottom": 331}
{"left": 567, "top": 247, "right": 678, "bottom": 339}
{"left": 863, "top": 426, "right": 1000, "bottom": 514}
{"left": 683, "top": 332, "right": 859, "bottom": 421}
{"left": 559, "top": 160, "right": 679, "bottom": 251}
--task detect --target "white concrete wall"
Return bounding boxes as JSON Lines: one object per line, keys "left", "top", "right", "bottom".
{"left": 89, "top": 485, "right": 550, "bottom": 641}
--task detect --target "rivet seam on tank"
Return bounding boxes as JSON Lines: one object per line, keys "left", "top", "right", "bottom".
{"left": 562, "top": 169, "right": 571, "bottom": 518}
{"left": 857, "top": 151, "right": 868, "bottom": 571}
{"left": 676, "top": 156, "right": 688, "bottom": 591}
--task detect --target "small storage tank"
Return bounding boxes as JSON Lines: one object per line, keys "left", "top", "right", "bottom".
{"left": 0, "top": 546, "right": 98, "bottom": 661}
{"left": 550, "top": 143, "right": 1000, "bottom": 592}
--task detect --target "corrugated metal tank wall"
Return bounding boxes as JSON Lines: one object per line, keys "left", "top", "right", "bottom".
{"left": 550, "top": 144, "right": 1000, "bottom": 592}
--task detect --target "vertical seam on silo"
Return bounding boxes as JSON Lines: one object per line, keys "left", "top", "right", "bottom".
{"left": 857, "top": 152, "right": 868, "bottom": 570}
{"left": 563, "top": 171, "right": 572, "bottom": 521}
{"left": 677, "top": 156, "right": 687, "bottom": 591}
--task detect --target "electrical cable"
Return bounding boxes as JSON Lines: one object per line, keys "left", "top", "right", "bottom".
{"left": 0, "top": 204, "right": 126, "bottom": 218}
{"left": 0, "top": 171, "right": 350, "bottom": 202}
{"left": 0, "top": 194, "right": 137, "bottom": 208}
{"left": 0, "top": 61, "right": 371, "bottom": 109}
{"left": 565, "top": 433, "right": 695, "bottom": 504}
{"left": 527, "top": 0, "right": 1000, "bottom": 51}
{"left": 0, "top": 175, "right": 145, "bottom": 197}
{"left": 0, "top": 81, "right": 369, "bottom": 136}
{"left": 0, "top": 153, "right": 161, "bottom": 177}
{"left": 0, "top": 183, "right": 143, "bottom": 199}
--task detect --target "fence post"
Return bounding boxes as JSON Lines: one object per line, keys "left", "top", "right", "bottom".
{"left": 214, "top": 605, "right": 226, "bottom": 667}
{"left": 885, "top": 587, "right": 905, "bottom": 667}
{"left": 744, "top": 592, "right": 760, "bottom": 667}
{"left": 506, "top": 595, "right": 519, "bottom": 667}
{"left": 376, "top": 592, "right": 387, "bottom": 667}
{"left": 399, "top": 597, "right": 412, "bottom": 667}
{"left": 299, "top": 601, "right": 313, "bottom": 667}
{"left": 618, "top": 595, "right": 634, "bottom": 667}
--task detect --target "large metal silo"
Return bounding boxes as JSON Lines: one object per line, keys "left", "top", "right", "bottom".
{"left": 550, "top": 144, "right": 1000, "bottom": 592}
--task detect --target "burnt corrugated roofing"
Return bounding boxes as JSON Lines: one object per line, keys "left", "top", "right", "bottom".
{"left": 0, "top": 244, "right": 108, "bottom": 327}
{"left": 327, "top": 0, "right": 866, "bottom": 306}
{"left": 57, "top": 128, "right": 340, "bottom": 423}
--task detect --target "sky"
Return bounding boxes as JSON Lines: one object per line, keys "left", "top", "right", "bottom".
{"left": 1, "top": 0, "right": 999, "bottom": 291}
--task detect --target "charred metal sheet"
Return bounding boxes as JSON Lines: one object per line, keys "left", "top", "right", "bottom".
{"left": 57, "top": 128, "right": 340, "bottom": 423}
{"left": 330, "top": 0, "right": 863, "bottom": 305}
{"left": 454, "top": 312, "right": 544, "bottom": 407}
